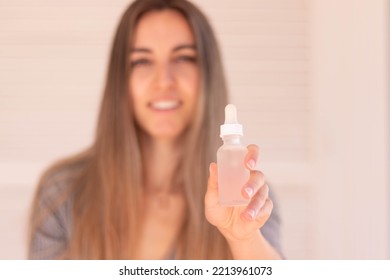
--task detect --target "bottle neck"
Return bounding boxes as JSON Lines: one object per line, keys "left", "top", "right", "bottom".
{"left": 221, "top": 135, "right": 242, "bottom": 145}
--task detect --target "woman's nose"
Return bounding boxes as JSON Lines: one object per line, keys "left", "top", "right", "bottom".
{"left": 155, "top": 62, "right": 174, "bottom": 89}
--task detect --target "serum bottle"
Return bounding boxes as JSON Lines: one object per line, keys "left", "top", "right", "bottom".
{"left": 217, "top": 104, "right": 250, "bottom": 206}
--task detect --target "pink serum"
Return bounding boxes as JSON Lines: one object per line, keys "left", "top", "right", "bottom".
{"left": 217, "top": 104, "right": 250, "bottom": 206}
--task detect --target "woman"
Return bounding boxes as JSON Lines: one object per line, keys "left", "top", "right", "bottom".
{"left": 28, "top": 0, "right": 282, "bottom": 259}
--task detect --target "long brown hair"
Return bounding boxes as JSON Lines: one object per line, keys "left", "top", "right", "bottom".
{"left": 29, "top": 0, "right": 229, "bottom": 259}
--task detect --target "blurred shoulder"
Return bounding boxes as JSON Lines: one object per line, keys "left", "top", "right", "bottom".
{"left": 36, "top": 150, "right": 91, "bottom": 203}
{"left": 261, "top": 182, "right": 284, "bottom": 258}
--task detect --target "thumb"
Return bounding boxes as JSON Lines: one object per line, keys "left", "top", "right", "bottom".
{"left": 205, "top": 162, "right": 219, "bottom": 207}
{"left": 209, "top": 162, "right": 218, "bottom": 187}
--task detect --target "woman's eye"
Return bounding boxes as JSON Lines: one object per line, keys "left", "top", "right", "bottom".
{"left": 131, "top": 58, "right": 151, "bottom": 67}
{"left": 175, "top": 56, "right": 197, "bottom": 63}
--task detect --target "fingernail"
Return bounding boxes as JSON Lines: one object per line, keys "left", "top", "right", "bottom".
{"left": 244, "top": 187, "right": 253, "bottom": 198}
{"left": 247, "top": 209, "right": 256, "bottom": 219}
{"left": 247, "top": 159, "right": 256, "bottom": 170}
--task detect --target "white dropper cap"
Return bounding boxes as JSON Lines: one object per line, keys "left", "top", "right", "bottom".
{"left": 220, "top": 104, "right": 243, "bottom": 137}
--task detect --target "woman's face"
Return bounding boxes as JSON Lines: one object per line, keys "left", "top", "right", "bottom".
{"left": 129, "top": 9, "right": 199, "bottom": 141}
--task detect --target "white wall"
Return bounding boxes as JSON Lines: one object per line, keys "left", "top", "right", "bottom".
{"left": 0, "top": 0, "right": 388, "bottom": 259}
{"left": 310, "top": 0, "right": 390, "bottom": 259}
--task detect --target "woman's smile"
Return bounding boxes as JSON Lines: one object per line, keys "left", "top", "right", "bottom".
{"left": 148, "top": 99, "right": 182, "bottom": 112}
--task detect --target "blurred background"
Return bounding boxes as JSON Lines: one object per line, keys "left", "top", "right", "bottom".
{"left": 0, "top": 0, "right": 389, "bottom": 259}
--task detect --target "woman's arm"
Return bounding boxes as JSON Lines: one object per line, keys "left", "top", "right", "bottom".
{"left": 226, "top": 230, "right": 281, "bottom": 260}
{"left": 28, "top": 172, "right": 72, "bottom": 259}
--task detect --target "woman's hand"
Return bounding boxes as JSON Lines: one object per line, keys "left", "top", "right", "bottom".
{"left": 205, "top": 144, "right": 273, "bottom": 243}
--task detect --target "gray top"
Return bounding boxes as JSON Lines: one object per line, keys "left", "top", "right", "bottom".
{"left": 29, "top": 164, "right": 283, "bottom": 259}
